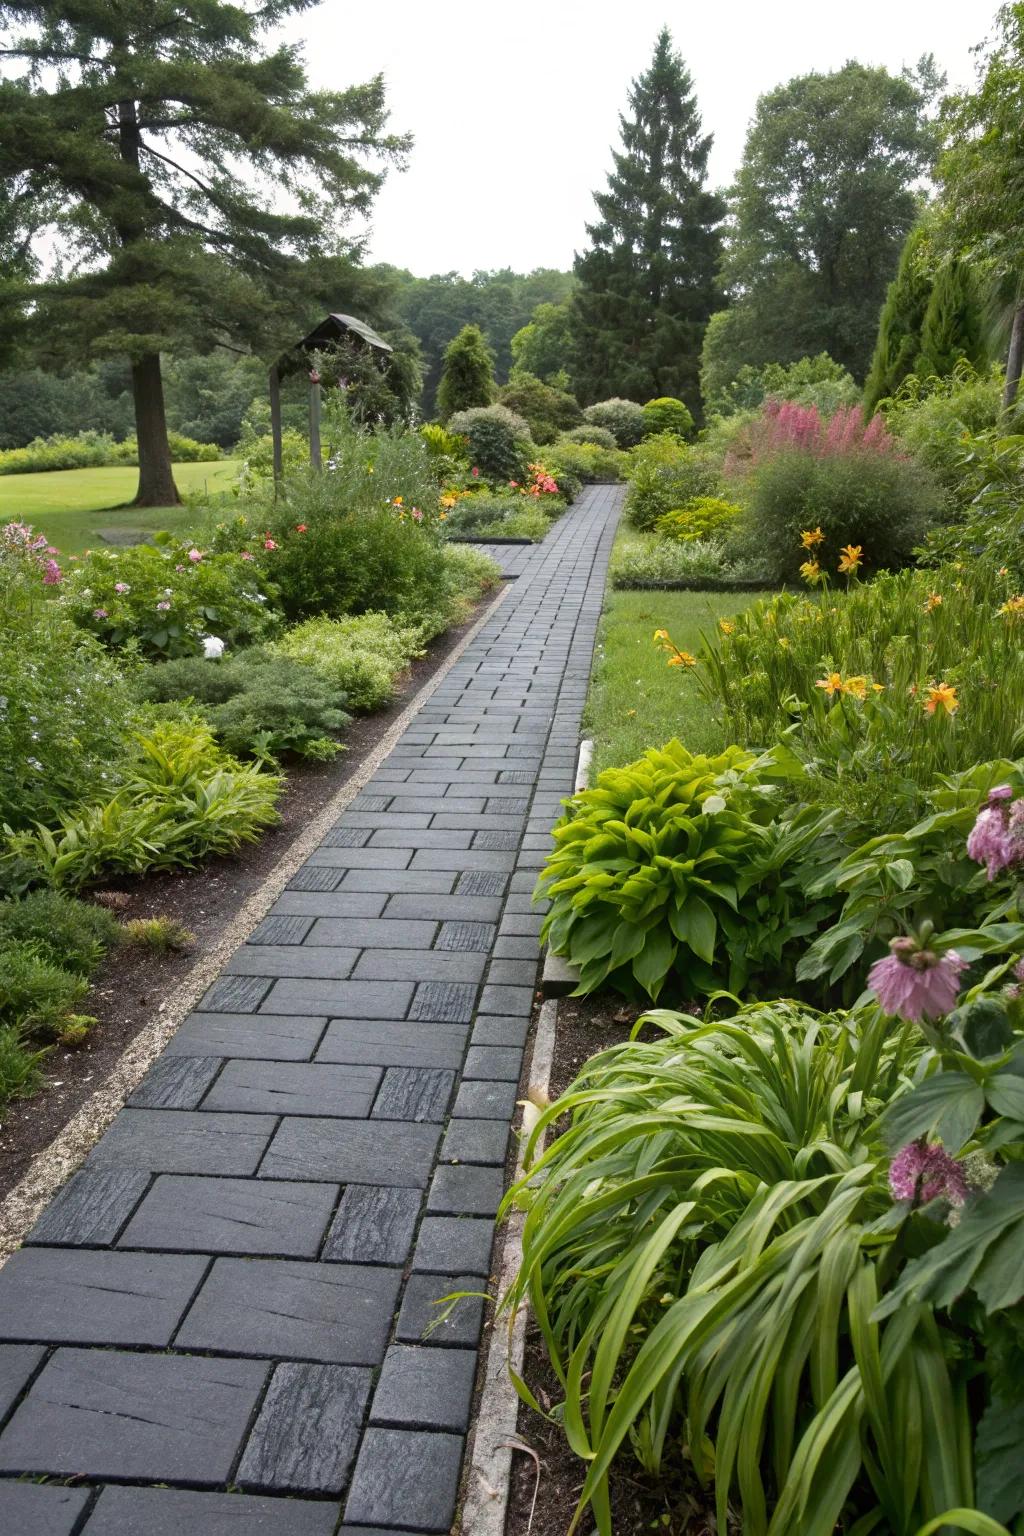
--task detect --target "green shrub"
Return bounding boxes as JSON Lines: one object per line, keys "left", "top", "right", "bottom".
{"left": 440, "top": 491, "right": 560, "bottom": 542}
{"left": 624, "top": 434, "right": 720, "bottom": 529}
{"left": 880, "top": 363, "right": 1003, "bottom": 505}
{"left": 706, "top": 352, "right": 858, "bottom": 421}
{"left": 736, "top": 447, "right": 936, "bottom": 581}
{"left": 655, "top": 496, "right": 742, "bottom": 542}
{"left": 436, "top": 324, "right": 496, "bottom": 420}
{"left": 537, "top": 740, "right": 821, "bottom": 1001}
{"left": 497, "top": 372, "right": 581, "bottom": 444}
{"left": 271, "top": 612, "right": 426, "bottom": 712}
{"left": 610, "top": 535, "right": 734, "bottom": 586}
{"left": 503, "top": 1000, "right": 974, "bottom": 1536}
{"left": 438, "top": 542, "right": 502, "bottom": 618}
{"left": 562, "top": 424, "right": 617, "bottom": 449}
{"left": 236, "top": 423, "right": 307, "bottom": 487}
{"left": 0, "top": 1024, "right": 48, "bottom": 1105}
{"left": 545, "top": 438, "right": 627, "bottom": 484}
{"left": 582, "top": 397, "right": 646, "bottom": 447}
{"left": 134, "top": 653, "right": 349, "bottom": 761}
{"left": 642, "top": 395, "right": 693, "bottom": 438}
{"left": 0, "top": 430, "right": 218, "bottom": 475}
{"left": 8, "top": 718, "right": 282, "bottom": 888}
{"left": 0, "top": 941, "right": 90, "bottom": 1037}
{"left": 0, "top": 600, "right": 135, "bottom": 834}
{"left": 0, "top": 891, "right": 121, "bottom": 975}
{"left": 447, "top": 404, "right": 532, "bottom": 482}
{"left": 62, "top": 535, "right": 277, "bottom": 659}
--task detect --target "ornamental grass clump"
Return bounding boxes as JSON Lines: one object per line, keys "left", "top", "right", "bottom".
{"left": 535, "top": 740, "right": 820, "bottom": 1001}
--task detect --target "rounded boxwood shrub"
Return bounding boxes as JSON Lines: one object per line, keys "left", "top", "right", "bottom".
{"left": 642, "top": 396, "right": 694, "bottom": 438}
{"left": 655, "top": 496, "right": 743, "bottom": 542}
{"left": 447, "top": 404, "right": 532, "bottom": 482}
{"left": 563, "top": 425, "right": 618, "bottom": 449}
{"left": 582, "top": 397, "right": 646, "bottom": 448}
{"left": 625, "top": 436, "right": 721, "bottom": 530}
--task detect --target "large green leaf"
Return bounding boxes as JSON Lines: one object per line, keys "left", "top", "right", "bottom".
{"left": 976, "top": 1385, "right": 1024, "bottom": 1525}
{"left": 879, "top": 1072, "right": 984, "bottom": 1154}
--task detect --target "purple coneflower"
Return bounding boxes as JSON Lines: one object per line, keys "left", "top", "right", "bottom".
{"left": 867, "top": 936, "right": 965, "bottom": 1022}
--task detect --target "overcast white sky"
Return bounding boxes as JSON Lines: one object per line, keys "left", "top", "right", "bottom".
{"left": 281, "top": 0, "right": 992, "bottom": 277}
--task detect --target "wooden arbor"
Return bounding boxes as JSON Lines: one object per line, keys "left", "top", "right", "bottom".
{"left": 268, "top": 312, "right": 393, "bottom": 483}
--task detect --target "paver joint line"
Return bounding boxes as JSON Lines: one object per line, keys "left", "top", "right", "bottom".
{"left": 0, "top": 483, "right": 623, "bottom": 1520}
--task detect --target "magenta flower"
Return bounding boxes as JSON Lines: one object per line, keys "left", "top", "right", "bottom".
{"left": 868, "top": 937, "right": 966, "bottom": 1022}
{"left": 114, "top": 582, "right": 130, "bottom": 594}
{"left": 92, "top": 607, "right": 108, "bottom": 619}
{"left": 187, "top": 549, "right": 202, "bottom": 564}
{"left": 889, "top": 1140, "right": 968, "bottom": 1206}
{"left": 41, "top": 559, "right": 62, "bottom": 585}
{"left": 968, "top": 806, "right": 1015, "bottom": 879}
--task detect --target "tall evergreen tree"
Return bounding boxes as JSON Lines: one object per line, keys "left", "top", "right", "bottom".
{"left": 917, "top": 259, "right": 986, "bottom": 380}
{"left": 863, "top": 225, "right": 936, "bottom": 414}
{"left": 570, "top": 29, "right": 725, "bottom": 417}
{"left": 436, "top": 324, "right": 495, "bottom": 421}
{"left": 0, "top": 0, "right": 408, "bottom": 504}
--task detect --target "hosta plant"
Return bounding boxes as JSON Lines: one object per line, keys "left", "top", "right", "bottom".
{"left": 535, "top": 741, "right": 826, "bottom": 1001}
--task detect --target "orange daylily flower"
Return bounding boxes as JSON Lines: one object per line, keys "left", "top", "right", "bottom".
{"left": 837, "top": 544, "right": 863, "bottom": 574}
{"left": 800, "top": 527, "right": 825, "bottom": 549}
{"left": 924, "top": 682, "right": 959, "bottom": 716}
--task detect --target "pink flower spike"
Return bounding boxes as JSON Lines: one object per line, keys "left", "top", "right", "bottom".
{"left": 187, "top": 548, "right": 202, "bottom": 563}
{"left": 967, "top": 805, "right": 1016, "bottom": 880}
{"left": 867, "top": 941, "right": 966, "bottom": 1022}
{"left": 42, "top": 560, "right": 62, "bottom": 585}
{"left": 889, "top": 1141, "right": 969, "bottom": 1206}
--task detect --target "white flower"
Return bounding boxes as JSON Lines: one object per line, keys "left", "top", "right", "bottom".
{"left": 202, "top": 635, "right": 226, "bottom": 659}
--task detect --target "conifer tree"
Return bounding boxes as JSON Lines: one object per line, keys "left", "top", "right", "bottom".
{"left": 863, "top": 225, "right": 935, "bottom": 414}
{"left": 0, "top": 1, "right": 408, "bottom": 504}
{"left": 436, "top": 324, "right": 496, "bottom": 421}
{"left": 916, "top": 259, "right": 986, "bottom": 380}
{"left": 570, "top": 28, "right": 725, "bottom": 417}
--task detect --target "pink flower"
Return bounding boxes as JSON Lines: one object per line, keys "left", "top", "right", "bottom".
{"left": 240, "top": 551, "right": 254, "bottom": 561}
{"left": 966, "top": 787, "right": 1024, "bottom": 880}
{"left": 187, "top": 549, "right": 202, "bottom": 563}
{"left": 263, "top": 538, "right": 277, "bottom": 551}
{"left": 867, "top": 937, "right": 966, "bottom": 1022}
{"left": 889, "top": 1140, "right": 968, "bottom": 1206}
{"left": 46, "top": 546, "right": 59, "bottom": 556}
{"left": 156, "top": 600, "right": 171, "bottom": 612}
{"left": 411, "top": 507, "right": 423, "bottom": 522}
{"left": 42, "top": 559, "right": 62, "bottom": 585}
{"left": 175, "top": 563, "right": 185, "bottom": 572}
{"left": 114, "top": 582, "right": 130, "bottom": 594}
{"left": 92, "top": 607, "right": 108, "bottom": 619}
{"left": 471, "top": 466, "right": 479, "bottom": 478}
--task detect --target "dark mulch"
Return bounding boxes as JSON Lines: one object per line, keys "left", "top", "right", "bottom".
{"left": 0, "top": 589, "right": 503, "bottom": 1203}
{"left": 505, "top": 993, "right": 719, "bottom": 1536}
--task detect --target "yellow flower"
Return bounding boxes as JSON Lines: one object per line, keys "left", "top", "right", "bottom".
{"left": 626, "top": 708, "right": 637, "bottom": 717}
{"left": 998, "top": 566, "right": 1009, "bottom": 577}
{"left": 799, "top": 559, "right": 822, "bottom": 586}
{"left": 438, "top": 511, "right": 448, "bottom": 521}
{"left": 779, "top": 636, "right": 790, "bottom": 649}
{"left": 667, "top": 651, "right": 697, "bottom": 668}
{"left": 393, "top": 495, "right": 403, "bottom": 506}
{"left": 924, "top": 682, "right": 959, "bottom": 716}
{"left": 837, "top": 544, "right": 863, "bottom": 575}
{"left": 999, "top": 595, "right": 1024, "bottom": 619}
{"left": 652, "top": 628, "right": 669, "bottom": 642}
{"left": 872, "top": 682, "right": 885, "bottom": 693}
{"left": 924, "top": 593, "right": 943, "bottom": 613}
{"left": 816, "top": 672, "right": 844, "bottom": 698}
{"left": 843, "top": 675, "right": 869, "bottom": 700}
{"left": 719, "top": 619, "right": 734, "bottom": 635}
{"left": 800, "top": 527, "right": 825, "bottom": 550}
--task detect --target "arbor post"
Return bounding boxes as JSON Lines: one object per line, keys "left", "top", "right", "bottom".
{"left": 309, "top": 369, "right": 322, "bottom": 472}
{"left": 269, "top": 364, "right": 283, "bottom": 493}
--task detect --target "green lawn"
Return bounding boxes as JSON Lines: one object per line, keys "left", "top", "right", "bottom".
{"left": 584, "top": 586, "right": 772, "bottom": 773}
{"left": 0, "top": 460, "right": 241, "bottom": 554}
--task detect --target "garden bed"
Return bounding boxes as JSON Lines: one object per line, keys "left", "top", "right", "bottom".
{"left": 0, "top": 586, "right": 502, "bottom": 1202}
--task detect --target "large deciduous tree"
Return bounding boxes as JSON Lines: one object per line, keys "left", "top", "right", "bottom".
{"left": 938, "top": 3, "right": 1024, "bottom": 407}
{"left": 0, "top": 0, "right": 408, "bottom": 503}
{"left": 571, "top": 28, "right": 725, "bottom": 418}
{"left": 720, "top": 60, "right": 939, "bottom": 385}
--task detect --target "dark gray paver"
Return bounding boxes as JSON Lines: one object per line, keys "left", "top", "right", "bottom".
{"left": 128, "top": 1054, "right": 222, "bottom": 1109}
{"left": 345, "top": 1427, "right": 464, "bottom": 1532}
{"left": 0, "top": 1348, "right": 267, "bottom": 1480}
{"left": 84, "top": 1485, "right": 339, "bottom": 1535}
{"left": 202, "top": 1060, "right": 381, "bottom": 1117}
{"left": 0, "top": 484, "right": 622, "bottom": 1501}
{"left": 370, "top": 1344, "right": 475, "bottom": 1431}
{"left": 372, "top": 1067, "right": 454, "bottom": 1122}
{"left": 0, "top": 1247, "right": 207, "bottom": 1345}
{"left": 25, "top": 1168, "right": 150, "bottom": 1246}
{"left": 414, "top": 1216, "right": 494, "bottom": 1276}
{"left": 118, "top": 1176, "right": 337, "bottom": 1256}
{"left": 164, "top": 1012, "right": 326, "bottom": 1060}
{"left": 260, "top": 1118, "right": 439, "bottom": 1186}
{"left": 86, "top": 1109, "right": 275, "bottom": 1174}
{"left": 238, "top": 1362, "right": 371, "bottom": 1492}
{"left": 396, "top": 1273, "right": 485, "bottom": 1348}
{"left": 177, "top": 1259, "right": 401, "bottom": 1364}
{"left": 0, "top": 1343, "right": 45, "bottom": 1421}
{"left": 0, "top": 1481, "right": 90, "bottom": 1536}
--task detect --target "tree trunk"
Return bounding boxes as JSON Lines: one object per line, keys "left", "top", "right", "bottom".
{"left": 1004, "top": 302, "right": 1024, "bottom": 411}
{"left": 131, "top": 352, "right": 180, "bottom": 506}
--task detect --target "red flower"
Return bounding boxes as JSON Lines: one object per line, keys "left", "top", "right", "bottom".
{"left": 295, "top": 523, "right": 308, "bottom": 533}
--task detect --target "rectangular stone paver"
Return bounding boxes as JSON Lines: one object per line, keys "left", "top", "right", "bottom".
{"left": 0, "top": 484, "right": 623, "bottom": 1504}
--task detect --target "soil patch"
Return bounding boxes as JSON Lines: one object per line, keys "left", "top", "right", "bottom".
{"left": 505, "top": 992, "right": 719, "bottom": 1536}
{"left": 0, "top": 588, "right": 503, "bottom": 1203}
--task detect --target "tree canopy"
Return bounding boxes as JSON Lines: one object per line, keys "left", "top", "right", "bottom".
{"left": 0, "top": 0, "right": 408, "bottom": 501}
{"left": 571, "top": 27, "right": 725, "bottom": 417}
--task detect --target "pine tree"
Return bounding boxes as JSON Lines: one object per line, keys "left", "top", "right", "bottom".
{"left": 436, "top": 324, "right": 496, "bottom": 420}
{"left": 863, "top": 225, "right": 935, "bottom": 414}
{"left": 0, "top": 1, "right": 408, "bottom": 504}
{"left": 570, "top": 28, "right": 725, "bottom": 417}
{"left": 917, "top": 260, "right": 987, "bottom": 380}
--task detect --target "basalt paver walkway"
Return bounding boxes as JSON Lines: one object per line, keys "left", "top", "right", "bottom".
{"left": 0, "top": 484, "right": 622, "bottom": 1536}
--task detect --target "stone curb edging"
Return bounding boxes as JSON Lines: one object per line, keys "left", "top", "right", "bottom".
{"left": 0, "top": 584, "right": 510, "bottom": 1266}
{"left": 458, "top": 733, "right": 594, "bottom": 1534}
